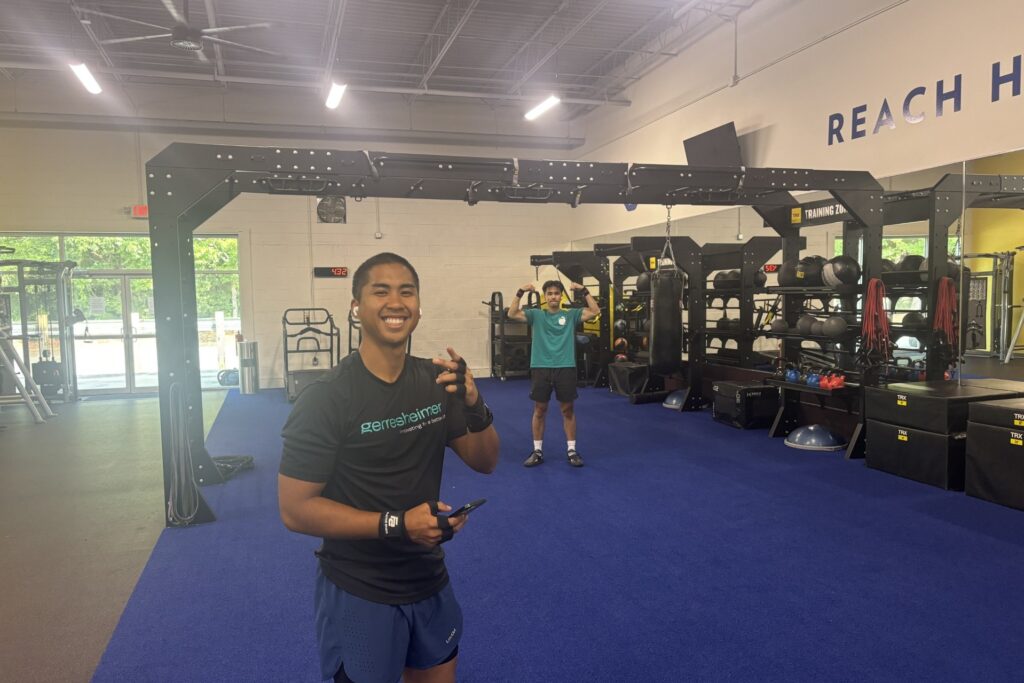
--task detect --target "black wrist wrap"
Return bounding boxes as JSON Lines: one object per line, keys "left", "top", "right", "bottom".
{"left": 379, "top": 511, "right": 406, "bottom": 540}
{"left": 465, "top": 394, "right": 494, "bottom": 433}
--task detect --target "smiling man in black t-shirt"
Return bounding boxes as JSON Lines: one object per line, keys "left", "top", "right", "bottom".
{"left": 278, "top": 252, "right": 500, "bottom": 683}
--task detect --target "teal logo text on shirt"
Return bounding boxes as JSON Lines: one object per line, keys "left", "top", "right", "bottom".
{"left": 361, "top": 402, "right": 443, "bottom": 434}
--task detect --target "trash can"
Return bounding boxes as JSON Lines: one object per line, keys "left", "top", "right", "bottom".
{"left": 237, "top": 340, "right": 260, "bottom": 394}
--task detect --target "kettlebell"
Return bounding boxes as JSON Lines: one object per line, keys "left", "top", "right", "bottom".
{"left": 785, "top": 367, "right": 800, "bottom": 383}
{"left": 806, "top": 371, "right": 820, "bottom": 387}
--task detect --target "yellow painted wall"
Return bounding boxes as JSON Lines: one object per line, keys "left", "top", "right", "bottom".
{"left": 967, "top": 151, "right": 1024, "bottom": 353}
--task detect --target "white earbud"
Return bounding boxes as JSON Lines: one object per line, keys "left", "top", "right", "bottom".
{"left": 352, "top": 306, "right": 359, "bottom": 318}
{"left": 419, "top": 308, "right": 423, "bottom": 316}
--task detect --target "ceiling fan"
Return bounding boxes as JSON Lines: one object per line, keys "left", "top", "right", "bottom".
{"left": 74, "top": 0, "right": 278, "bottom": 64}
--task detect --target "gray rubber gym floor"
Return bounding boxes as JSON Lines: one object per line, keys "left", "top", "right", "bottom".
{"left": 0, "top": 392, "right": 226, "bottom": 683}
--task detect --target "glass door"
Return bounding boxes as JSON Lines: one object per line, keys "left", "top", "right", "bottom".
{"left": 72, "top": 276, "right": 127, "bottom": 392}
{"left": 128, "top": 276, "right": 158, "bottom": 391}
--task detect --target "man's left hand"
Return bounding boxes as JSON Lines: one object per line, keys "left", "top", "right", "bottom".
{"left": 433, "top": 347, "right": 478, "bottom": 406}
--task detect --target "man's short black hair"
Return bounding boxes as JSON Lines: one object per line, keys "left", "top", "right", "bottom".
{"left": 541, "top": 280, "right": 564, "bottom": 294}
{"left": 352, "top": 252, "right": 420, "bottom": 299}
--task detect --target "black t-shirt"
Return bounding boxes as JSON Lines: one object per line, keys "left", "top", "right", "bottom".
{"left": 279, "top": 352, "right": 469, "bottom": 605}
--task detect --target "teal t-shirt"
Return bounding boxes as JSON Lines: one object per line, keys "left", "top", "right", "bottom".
{"left": 524, "top": 307, "right": 585, "bottom": 369}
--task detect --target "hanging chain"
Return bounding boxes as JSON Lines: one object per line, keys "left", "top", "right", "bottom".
{"left": 660, "top": 205, "right": 679, "bottom": 270}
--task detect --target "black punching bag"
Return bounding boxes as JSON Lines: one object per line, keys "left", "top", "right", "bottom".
{"left": 649, "top": 269, "right": 684, "bottom": 375}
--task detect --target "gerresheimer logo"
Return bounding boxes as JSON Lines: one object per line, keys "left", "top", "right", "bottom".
{"left": 361, "top": 402, "right": 443, "bottom": 434}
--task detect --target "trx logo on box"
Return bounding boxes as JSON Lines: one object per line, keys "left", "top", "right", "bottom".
{"left": 1013, "top": 412, "right": 1024, "bottom": 426}
{"left": 790, "top": 207, "right": 802, "bottom": 224}
{"left": 896, "top": 393, "right": 908, "bottom": 407}
{"left": 897, "top": 428, "right": 909, "bottom": 442}
{"left": 1011, "top": 431, "right": 1023, "bottom": 447}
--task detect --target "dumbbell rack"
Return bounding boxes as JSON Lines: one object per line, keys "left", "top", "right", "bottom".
{"left": 485, "top": 291, "right": 534, "bottom": 381}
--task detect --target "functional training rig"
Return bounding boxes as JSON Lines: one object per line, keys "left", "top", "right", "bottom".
{"left": 146, "top": 139, "right": 884, "bottom": 524}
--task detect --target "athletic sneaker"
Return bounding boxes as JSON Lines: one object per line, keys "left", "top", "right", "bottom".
{"left": 523, "top": 449, "right": 544, "bottom": 467}
{"left": 567, "top": 449, "right": 584, "bottom": 467}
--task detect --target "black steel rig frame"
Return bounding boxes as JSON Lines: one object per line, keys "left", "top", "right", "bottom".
{"left": 145, "top": 140, "right": 883, "bottom": 524}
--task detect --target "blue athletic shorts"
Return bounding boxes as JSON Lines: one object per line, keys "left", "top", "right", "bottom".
{"left": 314, "top": 567, "right": 463, "bottom": 683}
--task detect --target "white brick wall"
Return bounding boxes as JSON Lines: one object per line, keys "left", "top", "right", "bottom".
{"left": 0, "top": 128, "right": 575, "bottom": 387}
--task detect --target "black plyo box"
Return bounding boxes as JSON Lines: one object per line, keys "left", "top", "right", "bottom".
{"left": 711, "top": 381, "right": 778, "bottom": 429}
{"left": 965, "top": 421, "right": 1024, "bottom": 511}
{"left": 969, "top": 398, "right": 1024, "bottom": 430}
{"left": 608, "top": 362, "right": 648, "bottom": 397}
{"left": 864, "top": 381, "right": 1020, "bottom": 434}
{"left": 865, "top": 419, "right": 966, "bottom": 490}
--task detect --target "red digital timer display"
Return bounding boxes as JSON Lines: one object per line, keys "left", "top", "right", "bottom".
{"left": 313, "top": 267, "right": 349, "bottom": 278}
{"left": 763, "top": 264, "right": 780, "bottom": 273}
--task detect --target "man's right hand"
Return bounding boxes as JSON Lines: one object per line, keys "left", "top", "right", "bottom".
{"left": 519, "top": 283, "right": 535, "bottom": 293}
{"left": 404, "top": 501, "right": 467, "bottom": 547}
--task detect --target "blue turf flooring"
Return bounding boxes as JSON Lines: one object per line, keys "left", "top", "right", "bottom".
{"left": 93, "top": 379, "right": 1024, "bottom": 682}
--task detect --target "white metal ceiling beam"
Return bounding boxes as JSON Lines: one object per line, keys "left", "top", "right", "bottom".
{"left": 418, "top": 0, "right": 480, "bottom": 89}
{"left": 508, "top": 0, "right": 611, "bottom": 94}
{"left": 69, "top": 2, "right": 123, "bottom": 83}
{"left": 576, "top": 5, "right": 675, "bottom": 85}
{"left": 0, "top": 111, "right": 585, "bottom": 149}
{"left": 410, "top": 1, "right": 452, "bottom": 73}
{"left": 321, "top": 0, "right": 349, "bottom": 89}
{"left": 203, "top": 0, "right": 226, "bottom": 76}
{"left": 0, "top": 60, "right": 630, "bottom": 106}
{"left": 492, "top": 1, "right": 567, "bottom": 77}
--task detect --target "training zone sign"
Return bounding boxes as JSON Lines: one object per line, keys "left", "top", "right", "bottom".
{"left": 827, "top": 54, "right": 1021, "bottom": 146}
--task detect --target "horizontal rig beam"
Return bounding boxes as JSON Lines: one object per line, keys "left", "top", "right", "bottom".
{"left": 145, "top": 143, "right": 883, "bottom": 210}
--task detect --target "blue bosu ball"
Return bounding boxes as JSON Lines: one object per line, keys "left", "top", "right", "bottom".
{"left": 784, "top": 424, "right": 847, "bottom": 452}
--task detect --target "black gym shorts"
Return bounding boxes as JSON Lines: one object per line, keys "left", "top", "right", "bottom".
{"left": 529, "top": 367, "right": 578, "bottom": 403}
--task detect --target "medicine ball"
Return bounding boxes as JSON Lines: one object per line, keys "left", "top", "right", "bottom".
{"left": 770, "top": 318, "right": 789, "bottom": 333}
{"left": 919, "top": 258, "right": 961, "bottom": 282}
{"left": 613, "top": 319, "right": 628, "bottom": 336}
{"left": 614, "top": 337, "right": 629, "bottom": 352}
{"left": 635, "top": 272, "right": 651, "bottom": 293}
{"left": 726, "top": 270, "right": 742, "bottom": 288}
{"left": 712, "top": 271, "right": 729, "bottom": 290}
{"left": 902, "top": 311, "right": 926, "bottom": 330}
{"left": 716, "top": 317, "right": 732, "bottom": 330}
{"left": 641, "top": 336, "right": 649, "bottom": 350}
{"left": 777, "top": 259, "right": 800, "bottom": 287}
{"left": 821, "top": 255, "right": 861, "bottom": 288}
{"left": 796, "top": 315, "right": 816, "bottom": 335}
{"left": 795, "top": 256, "right": 824, "bottom": 287}
{"left": 811, "top": 321, "right": 824, "bottom": 336}
{"left": 898, "top": 254, "right": 925, "bottom": 272}
{"left": 881, "top": 258, "right": 896, "bottom": 273}
{"left": 822, "top": 315, "right": 848, "bottom": 338}
{"left": 614, "top": 354, "right": 629, "bottom": 362}
{"left": 754, "top": 269, "right": 767, "bottom": 287}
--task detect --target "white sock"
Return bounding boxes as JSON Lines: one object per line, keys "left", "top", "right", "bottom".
{"left": 534, "top": 440, "right": 543, "bottom": 451}
{"left": 567, "top": 440, "right": 576, "bottom": 452}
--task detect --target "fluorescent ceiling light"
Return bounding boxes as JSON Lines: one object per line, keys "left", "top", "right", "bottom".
{"left": 524, "top": 95, "right": 560, "bottom": 121}
{"left": 69, "top": 63, "right": 102, "bottom": 95}
{"left": 325, "top": 82, "right": 347, "bottom": 109}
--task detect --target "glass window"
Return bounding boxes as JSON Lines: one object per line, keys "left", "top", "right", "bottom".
{"left": 194, "top": 237, "right": 239, "bottom": 270}
{"left": 0, "top": 235, "right": 60, "bottom": 261}
{"left": 65, "top": 235, "right": 152, "bottom": 270}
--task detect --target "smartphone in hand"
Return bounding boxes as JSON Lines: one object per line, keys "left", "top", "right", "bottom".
{"left": 447, "top": 498, "right": 487, "bottom": 518}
